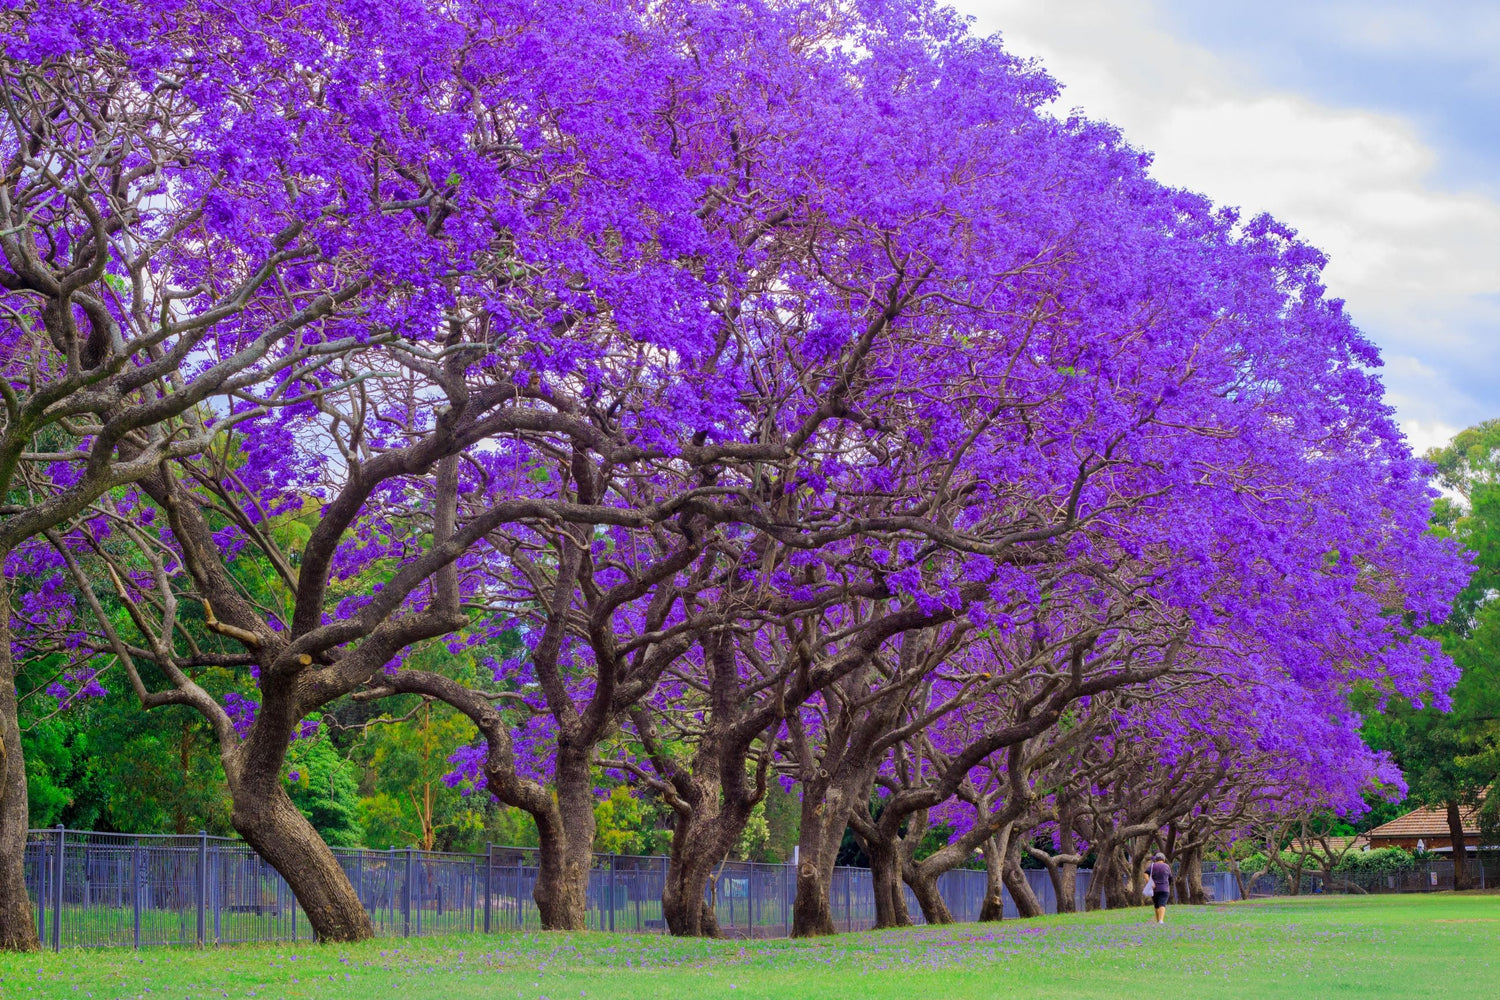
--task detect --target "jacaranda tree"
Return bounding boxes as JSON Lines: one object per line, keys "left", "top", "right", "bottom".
{"left": 1, "top": 0, "right": 1469, "bottom": 949}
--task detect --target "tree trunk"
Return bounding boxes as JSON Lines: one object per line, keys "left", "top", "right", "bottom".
{"left": 0, "top": 573, "right": 38, "bottom": 950}
{"left": 1448, "top": 800, "right": 1473, "bottom": 891}
{"left": 1097, "top": 847, "right": 1137, "bottom": 910}
{"left": 230, "top": 775, "right": 373, "bottom": 942}
{"left": 1226, "top": 852, "right": 1248, "bottom": 901}
{"left": 661, "top": 832, "right": 724, "bottom": 938}
{"left": 1057, "top": 859, "right": 1079, "bottom": 913}
{"left": 661, "top": 764, "right": 752, "bottom": 938}
{"left": 531, "top": 749, "right": 597, "bottom": 931}
{"left": 1177, "top": 844, "right": 1205, "bottom": 904}
{"left": 978, "top": 835, "right": 1006, "bottom": 922}
{"left": 1128, "top": 845, "right": 1149, "bottom": 907}
{"left": 864, "top": 834, "right": 911, "bottom": 929}
{"left": 790, "top": 774, "right": 859, "bottom": 937}
{"left": 1002, "top": 835, "right": 1044, "bottom": 919}
{"left": 904, "top": 868, "right": 953, "bottom": 924}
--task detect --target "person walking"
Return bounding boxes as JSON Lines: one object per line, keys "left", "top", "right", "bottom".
{"left": 1149, "top": 852, "right": 1172, "bottom": 924}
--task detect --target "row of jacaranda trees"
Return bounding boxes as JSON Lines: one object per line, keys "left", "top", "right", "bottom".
{"left": 0, "top": 0, "right": 1467, "bottom": 949}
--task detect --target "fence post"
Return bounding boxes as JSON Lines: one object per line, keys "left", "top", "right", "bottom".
{"left": 784, "top": 860, "right": 791, "bottom": 937}
{"left": 483, "top": 844, "right": 493, "bottom": 933}
{"left": 403, "top": 848, "right": 413, "bottom": 938}
{"left": 212, "top": 842, "right": 221, "bottom": 944}
{"left": 752, "top": 863, "right": 760, "bottom": 936}
{"left": 195, "top": 830, "right": 207, "bottom": 946}
{"left": 844, "top": 869, "right": 851, "bottom": 933}
{"left": 131, "top": 838, "right": 142, "bottom": 949}
{"left": 608, "top": 855, "right": 616, "bottom": 933}
{"left": 51, "top": 825, "right": 64, "bottom": 952}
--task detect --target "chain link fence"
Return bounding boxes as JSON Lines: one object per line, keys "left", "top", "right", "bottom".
{"left": 22, "top": 827, "right": 1247, "bottom": 950}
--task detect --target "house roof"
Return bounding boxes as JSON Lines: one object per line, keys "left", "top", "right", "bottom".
{"left": 1289, "top": 835, "right": 1369, "bottom": 855}
{"left": 1367, "top": 805, "right": 1481, "bottom": 840}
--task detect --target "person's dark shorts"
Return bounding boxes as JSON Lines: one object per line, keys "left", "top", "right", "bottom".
{"left": 1152, "top": 891, "right": 1169, "bottom": 908}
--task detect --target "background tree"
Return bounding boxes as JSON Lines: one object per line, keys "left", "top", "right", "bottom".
{"left": 1368, "top": 419, "right": 1500, "bottom": 890}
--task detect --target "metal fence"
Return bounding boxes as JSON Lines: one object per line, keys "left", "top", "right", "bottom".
{"left": 1238, "top": 859, "right": 1491, "bottom": 898}
{"left": 23, "top": 827, "right": 1241, "bottom": 950}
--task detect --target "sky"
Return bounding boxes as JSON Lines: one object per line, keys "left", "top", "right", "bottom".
{"left": 952, "top": 0, "right": 1500, "bottom": 455}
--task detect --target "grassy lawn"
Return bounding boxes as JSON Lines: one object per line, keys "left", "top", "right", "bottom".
{"left": 1, "top": 893, "right": 1496, "bottom": 999}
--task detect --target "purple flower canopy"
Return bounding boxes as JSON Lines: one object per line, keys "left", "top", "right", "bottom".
{"left": 0, "top": 0, "right": 1469, "bottom": 934}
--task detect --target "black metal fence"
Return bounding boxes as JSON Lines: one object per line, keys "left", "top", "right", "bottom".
{"left": 23, "top": 827, "right": 1242, "bottom": 950}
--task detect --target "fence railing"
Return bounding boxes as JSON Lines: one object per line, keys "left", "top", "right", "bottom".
{"left": 1238, "top": 859, "right": 1490, "bottom": 898}
{"left": 23, "top": 827, "right": 1239, "bottom": 950}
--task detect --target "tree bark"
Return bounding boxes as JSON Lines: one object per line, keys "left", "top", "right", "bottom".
{"left": 1095, "top": 846, "right": 1137, "bottom": 910}
{"left": 661, "top": 761, "right": 751, "bottom": 938}
{"left": 225, "top": 694, "right": 373, "bottom": 943}
{"left": 1447, "top": 799, "right": 1473, "bottom": 891}
{"left": 661, "top": 813, "right": 728, "bottom": 938}
{"left": 978, "top": 835, "right": 1006, "bottom": 922}
{"left": 229, "top": 773, "right": 373, "bottom": 942}
{"left": 1001, "top": 833, "right": 1044, "bottom": 919}
{"left": 863, "top": 833, "right": 911, "bottom": 929}
{"left": 1057, "top": 857, "right": 1079, "bottom": 913}
{"left": 904, "top": 867, "right": 953, "bottom": 925}
{"left": 531, "top": 747, "right": 597, "bottom": 931}
{"left": 1127, "top": 843, "right": 1150, "bottom": 907}
{"left": 790, "top": 771, "right": 864, "bottom": 937}
{"left": 0, "top": 573, "right": 38, "bottom": 950}
{"left": 1176, "top": 844, "right": 1205, "bottom": 904}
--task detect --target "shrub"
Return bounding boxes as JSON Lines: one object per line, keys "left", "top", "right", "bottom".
{"left": 1334, "top": 847, "right": 1416, "bottom": 875}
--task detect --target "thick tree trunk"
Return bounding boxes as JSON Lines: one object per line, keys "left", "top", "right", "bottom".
{"left": 0, "top": 574, "right": 38, "bottom": 951}
{"left": 226, "top": 708, "right": 372, "bottom": 943}
{"left": 230, "top": 776, "right": 373, "bottom": 942}
{"left": 1097, "top": 847, "right": 1137, "bottom": 910}
{"left": 531, "top": 749, "right": 597, "bottom": 931}
{"left": 790, "top": 775, "right": 860, "bottom": 937}
{"left": 905, "top": 868, "right": 953, "bottom": 925}
{"left": 662, "top": 823, "right": 726, "bottom": 938}
{"left": 864, "top": 835, "right": 911, "bottom": 929}
{"left": 1034, "top": 817, "right": 1078, "bottom": 913}
{"left": 978, "top": 835, "right": 1006, "bottom": 922}
{"left": 1058, "top": 859, "right": 1079, "bottom": 913}
{"left": 1002, "top": 835, "right": 1044, "bottom": 919}
{"left": 1128, "top": 846, "right": 1149, "bottom": 908}
{"left": 1178, "top": 845, "right": 1205, "bottom": 904}
{"left": 1448, "top": 800, "right": 1473, "bottom": 891}
{"left": 662, "top": 763, "right": 753, "bottom": 938}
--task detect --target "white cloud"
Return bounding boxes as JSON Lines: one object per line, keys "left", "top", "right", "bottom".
{"left": 956, "top": 0, "right": 1500, "bottom": 449}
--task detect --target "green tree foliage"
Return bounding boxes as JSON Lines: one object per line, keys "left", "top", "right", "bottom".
{"left": 592, "top": 786, "right": 671, "bottom": 857}
{"left": 20, "top": 680, "right": 236, "bottom": 834}
{"left": 284, "top": 726, "right": 363, "bottom": 848}
{"left": 1368, "top": 420, "right": 1500, "bottom": 849}
{"left": 354, "top": 700, "right": 489, "bottom": 851}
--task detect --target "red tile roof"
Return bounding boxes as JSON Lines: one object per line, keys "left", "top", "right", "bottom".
{"left": 1367, "top": 805, "right": 1480, "bottom": 839}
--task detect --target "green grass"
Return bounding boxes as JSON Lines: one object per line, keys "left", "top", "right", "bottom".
{"left": 2, "top": 893, "right": 1497, "bottom": 999}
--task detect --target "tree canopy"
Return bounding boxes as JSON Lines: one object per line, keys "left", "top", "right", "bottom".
{"left": 0, "top": 0, "right": 1471, "bottom": 946}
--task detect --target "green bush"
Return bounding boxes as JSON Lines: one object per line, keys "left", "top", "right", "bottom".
{"left": 1334, "top": 847, "right": 1415, "bottom": 875}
